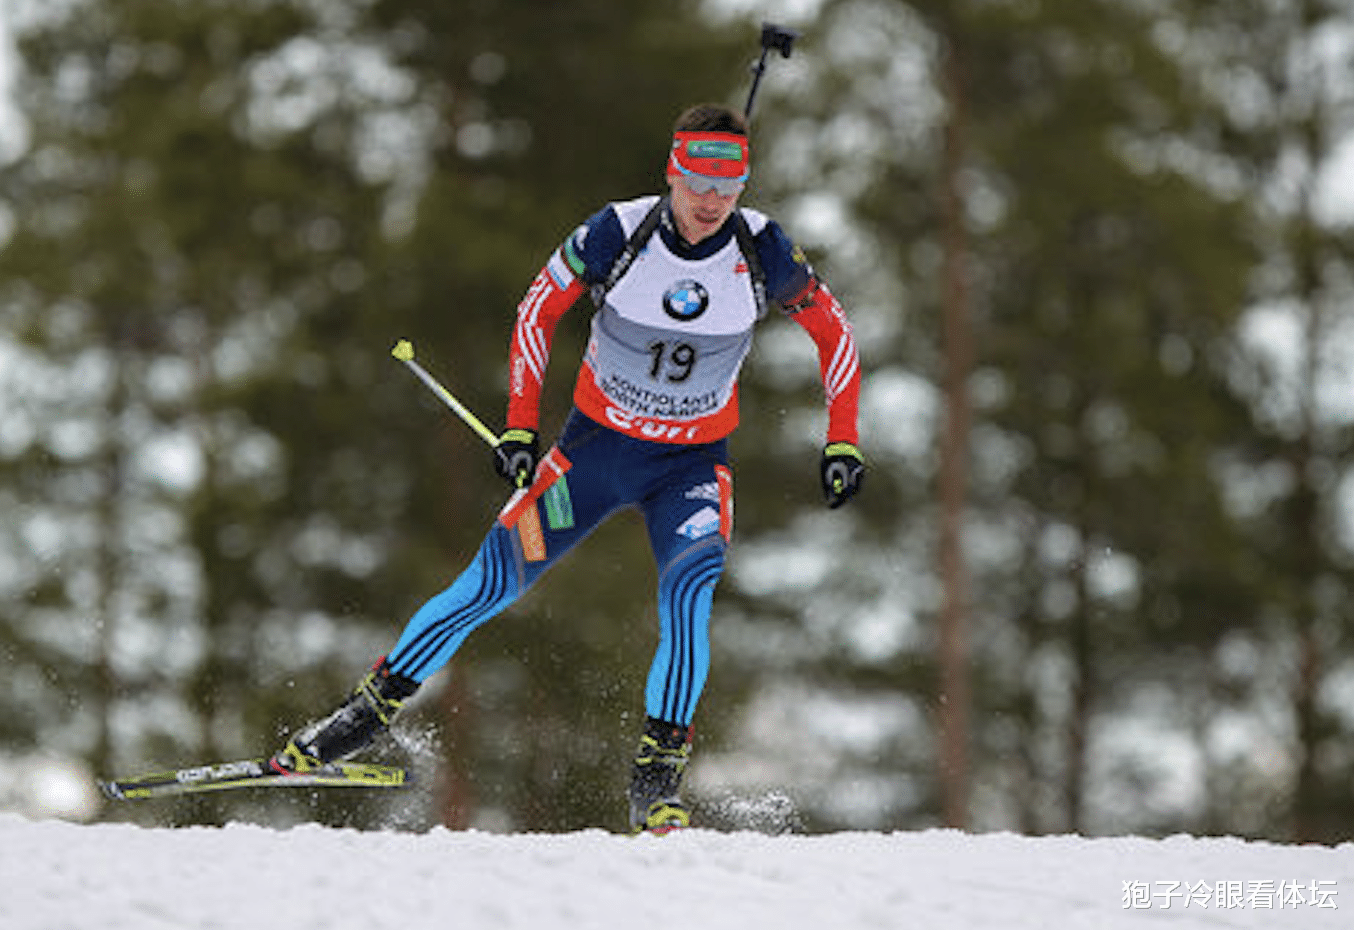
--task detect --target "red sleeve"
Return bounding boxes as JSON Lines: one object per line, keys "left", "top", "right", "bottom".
{"left": 785, "top": 278, "right": 861, "bottom": 446}
{"left": 506, "top": 265, "right": 586, "bottom": 431}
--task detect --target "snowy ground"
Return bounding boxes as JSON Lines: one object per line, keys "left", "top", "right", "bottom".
{"left": 1, "top": 812, "right": 1350, "bottom": 930}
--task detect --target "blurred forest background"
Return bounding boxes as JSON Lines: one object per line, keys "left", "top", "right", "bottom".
{"left": 4, "top": 0, "right": 1354, "bottom": 842}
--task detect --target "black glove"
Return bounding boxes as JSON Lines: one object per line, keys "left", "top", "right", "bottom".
{"left": 820, "top": 442, "right": 865, "bottom": 509}
{"left": 494, "top": 428, "right": 539, "bottom": 489}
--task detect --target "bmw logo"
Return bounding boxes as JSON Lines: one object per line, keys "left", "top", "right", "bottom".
{"left": 662, "top": 279, "right": 710, "bottom": 321}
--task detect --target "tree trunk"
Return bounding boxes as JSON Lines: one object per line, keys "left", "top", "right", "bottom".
{"left": 1065, "top": 538, "right": 1092, "bottom": 834}
{"left": 92, "top": 354, "right": 129, "bottom": 779}
{"left": 936, "top": 30, "right": 973, "bottom": 831}
{"left": 436, "top": 670, "right": 474, "bottom": 829}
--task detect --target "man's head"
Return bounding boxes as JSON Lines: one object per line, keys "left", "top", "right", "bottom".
{"left": 666, "top": 104, "right": 749, "bottom": 245}
{"left": 672, "top": 104, "right": 748, "bottom": 141}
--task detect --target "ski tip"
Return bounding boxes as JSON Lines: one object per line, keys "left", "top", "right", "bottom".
{"left": 391, "top": 339, "right": 415, "bottom": 362}
{"left": 97, "top": 779, "right": 150, "bottom": 801}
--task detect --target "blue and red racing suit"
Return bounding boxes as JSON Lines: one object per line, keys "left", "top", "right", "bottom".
{"left": 384, "top": 196, "right": 860, "bottom": 727}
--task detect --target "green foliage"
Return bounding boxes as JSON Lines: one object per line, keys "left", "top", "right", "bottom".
{"left": 702, "top": 0, "right": 1300, "bottom": 838}
{"left": 0, "top": 0, "right": 750, "bottom": 831}
{"left": 6, "top": 0, "right": 1354, "bottom": 841}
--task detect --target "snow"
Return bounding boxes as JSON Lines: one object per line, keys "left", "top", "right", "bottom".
{"left": 1, "top": 813, "right": 1349, "bottom": 929}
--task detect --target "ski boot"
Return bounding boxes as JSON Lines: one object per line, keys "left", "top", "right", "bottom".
{"left": 628, "top": 717, "right": 693, "bottom": 834}
{"left": 270, "top": 658, "right": 419, "bottom": 775}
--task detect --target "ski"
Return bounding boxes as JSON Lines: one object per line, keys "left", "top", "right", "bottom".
{"left": 99, "top": 757, "right": 409, "bottom": 801}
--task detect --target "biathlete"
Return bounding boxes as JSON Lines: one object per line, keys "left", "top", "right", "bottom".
{"left": 269, "top": 103, "right": 865, "bottom": 834}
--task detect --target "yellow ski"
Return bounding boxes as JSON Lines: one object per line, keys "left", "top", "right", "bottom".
{"left": 99, "top": 758, "right": 409, "bottom": 801}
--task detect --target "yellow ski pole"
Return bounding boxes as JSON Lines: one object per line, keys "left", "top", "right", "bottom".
{"left": 391, "top": 339, "right": 500, "bottom": 448}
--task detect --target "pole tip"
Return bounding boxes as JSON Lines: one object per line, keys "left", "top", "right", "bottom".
{"left": 391, "top": 339, "right": 414, "bottom": 362}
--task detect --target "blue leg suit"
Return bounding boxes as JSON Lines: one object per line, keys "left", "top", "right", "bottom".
{"left": 384, "top": 410, "right": 731, "bottom": 727}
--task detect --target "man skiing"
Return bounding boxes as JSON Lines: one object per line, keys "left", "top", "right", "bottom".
{"left": 269, "top": 103, "right": 864, "bottom": 834}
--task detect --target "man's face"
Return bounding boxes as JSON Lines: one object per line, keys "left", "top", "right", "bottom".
{"left": 667, "top": 174, "right": 741, "bottom": 245}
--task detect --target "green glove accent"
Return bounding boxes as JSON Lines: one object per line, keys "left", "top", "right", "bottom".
{"left": 495, "top": 429, "right": 539, "bottom": 489}
{"left": 820, "top": 442, "right": 865, "bottom": 509}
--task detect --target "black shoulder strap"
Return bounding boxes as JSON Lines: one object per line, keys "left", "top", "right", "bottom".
{"left": 590, "top": 196, "right": 667, "bottom": 308}
{"left": 591, "top": 199, "right": 769, "bottom": 320}
{"left": 731, "top": 210, "right": 769, "bottom": 320}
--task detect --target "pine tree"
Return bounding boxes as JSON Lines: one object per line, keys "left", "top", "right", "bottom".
{"left": 705, "top": 0, "right": 1260, "bottom": 834}
{"left": 1, "top": 0, "right": 758, "bottom": 832}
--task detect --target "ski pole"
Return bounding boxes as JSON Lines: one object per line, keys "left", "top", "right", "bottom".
{"left": 743, "top": 22, "right": 800, "bottom": 120}
{"left": 390, "top": 339, "right": 500, "bottom": 448}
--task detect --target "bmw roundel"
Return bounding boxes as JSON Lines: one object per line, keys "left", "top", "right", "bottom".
{"left": 662, "top": 279, "right": 710, "bottom": 321}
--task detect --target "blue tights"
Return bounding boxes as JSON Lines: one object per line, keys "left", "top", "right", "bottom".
{"left": 384, "top": 410, "right": 731, "bottom": 727}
